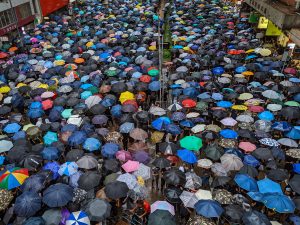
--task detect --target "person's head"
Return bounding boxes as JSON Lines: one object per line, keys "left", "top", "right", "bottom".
{"left": 137, "top": 199, "right": 144, "bottom": 206}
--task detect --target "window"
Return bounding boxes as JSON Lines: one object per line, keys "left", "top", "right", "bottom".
{"left": 18, "top": 3, "right": 32, "bottom": 19}
{"left": 0, "top": 8, "right": 15, "bottom": 29}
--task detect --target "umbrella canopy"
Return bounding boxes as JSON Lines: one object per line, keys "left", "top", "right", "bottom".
{"left": 82, "top": 199, "right": 111, "bottom": 222}
{"left": 151, "top": 201, "right": 175, "bottom": 216}
{"left": 42, "top": 183, "right": 73, "bottom": 207}
{"left": 66, "top": 211, "right": 90, "bottom": 225}
{"left": 148, "top": 210, "right": 176, "bottom": 225}
{"left": 180, "top": 136, "right": 203, "bottom": 151}
{"left": 194, "top": 200, "right": 224, "bottom": 218}
{"left": 0, "top": 167, "right": 29, "bottom": 190}
{"left": 104, "top": 181, "right": 129, "bottom": 199}
{"left": 14, "top": 191, "right": 42, "bottom": 217}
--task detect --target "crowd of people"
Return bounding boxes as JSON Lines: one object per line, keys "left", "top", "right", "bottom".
{"left": 0, "top": 0, "right": 300, "bottom": 224}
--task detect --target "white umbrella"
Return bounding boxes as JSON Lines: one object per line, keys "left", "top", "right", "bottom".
{"left": 187, "top": 112, "right": 200, "bottom": 118}
{"left": 168, "top": 103, "right": 182, "bottom": 111}
{"left": 262, "top": 90, "right": 280, "bottom": 99}
{"left": 176, "top": 66, "right": 188, "bottom": 73}
{"left": 85, "top": 95, "right": 102, "bottom": 109}
{"left": 67, "top": 115, "right": 83, "bottom": 127}
{"left": 191, "top": 124, "right": 206, "bottom": 133}
{"left": 277, "top": 138, "right": 298, "bottom": 147}
{"left": 220, "top": 153, "right": 243, "bottom": 172}
{"left": 236, "top": 115, "right": 254, "bottom": 123}
{"left": 0, "top": 140, "right": 13, "bottom": 153}
{"left": 179, "top": 191, "right": 199, "bottom": 208}
{"left": 195, "top": 189, "right": 212, "bottom": 200}
{"left": 220, "top": 117, "right": 238, "bottom": 127}
{"left": 267, "top": 104, "right": 282, "bottom": 112}
{"left": 197, "top": 159, "right": 213, "bottom": 169}
{"left": 149, "top": 106, "right": 166, "bottom": 116}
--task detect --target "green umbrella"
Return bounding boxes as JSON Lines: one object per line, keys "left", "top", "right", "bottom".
{"left": 88, "top": 86, "right": 98, "bottom": 95}
{"left": 105, "top": 69, "right": 118, "bottom": 77}
{"left": 148, "top": 69, "right": 159, "bottom": 77}
{"left": 284, "top": 101, "right": 300, "bottom": 107}
{"left": 196, "top": 101, "right": 208, "bottom": 111}
{"left": 180, "top": 136, "right": 203, "bottom": 151}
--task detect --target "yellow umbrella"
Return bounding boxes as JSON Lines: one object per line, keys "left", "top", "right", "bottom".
{"left": 54, "top": 60, "right": 65, "bottom": 66}
{"left": 244, "top": 99, "right": 262, "bottom": 106}
{"left": 183, "top": 46, "right": 190, "bottom": 51}
{"left": 149, "top": 45, "right": 157, "bottom": 51}
{"left": 259, "top": 48, "right": 272, "bottom": 57}
{"left": 0, "top": 93, "right": 3, "bottom": 102}
{"left": 242, "top": 71, "right": 254, "bottom": 76}
{"left": 179, "top": 37, "right": 186, "bottom": 41}
{"left": 16, "top": 83, "right": 27, "bottom": 88}
{"left": 245, "top": 49, "right": 255, "bottom": 54}
{"left": 232, "top": 105, "right": 248, "bottom": 111}
{"left": 238, "top": 93, "right": 253, "bottom": 100}
{"left": 86, "top": 42, "right": 94, "bottom": 47}
{"left": 22, "top": 124, "right": 35, "bottom": 131}
{"left": 150, "top": 131, "right": 164, "bottom": 144}
{"left": 38, "top": 84, "right": 49, "bottom": 89}
{"left": 206, "top": 124, "right": 221, "bottom": 132}
{"left": 119, "top": 91, "right": 135, "bottom": 104}
{"left": 0, "top": 86, "right": 11, "bottom": 94}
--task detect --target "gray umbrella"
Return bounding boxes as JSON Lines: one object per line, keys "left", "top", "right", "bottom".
{"left": 242, "top": 210, "right": 271, "bottom": 225}
{"left": 76, "top": 155, "right": 98, "bottom": 169}
{"left": 78, "top": 171, "right": 101, "bottom": 191}
{"left": 82, "top": 199, "right": 111, "bottom": 222}
{"left": 42, "top": 209, "right": 62, "bottom": 225}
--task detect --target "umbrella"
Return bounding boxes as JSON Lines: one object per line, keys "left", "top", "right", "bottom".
{"left": 3, "top": 123, "right": 21, "bottom": 134}
{"left": 185, "top": 172, "right": 202, "bottom": 190}
{"left": 204, "top": 144, "right": 224, "bottom": 161}
{"left": 76, "top": 155, "right": 98, "bottom": 169}
{"left": 82, "top": 199, "right": 111, "bottom": 222}
{"left": 277, "top": 138, "right": 298, "bottom": 147}
{"left": 104, "top": 181, "right": 129, "bottom": 199}
{"left": 117, "top": 173, "right": 137, "bottom": 189}
{"left": 148, "top": 210, "right": 176, "bottom": 225}
{"left": 159, "top": 142, "right": 179, "bottom": 155}
{"left": 0, "top": 167, "right": 29, "bottom": 190}
{"left": 129, "top": 128, "right": 148, "bottom": 140}
{"left": 42, "top": 209, "right": 62, "bottom": 225}
{"left": 220, "top": 153, "right": 243, "bottom": 172}
{"left": 101, "top": 143, "right": 119, "bottom": 158}
{"left": 262, "top": 193, "right": 295, "bottom": 213}
{"left": 289, "top": 174, "right": 300, "bottom": 194}
{"left": 234, "top": 174, "right": 258, "bottom": 192}
{"left": 194, "top": 200, "right": 224, "bottom": 218}
{"left": 14, "top": 191, "right": 42, "bottom": 217}
{"left": 177, "top": 149, "right": 197, "bottom": 164}
{"left": 83, "top": 138, "right": 101, "bottom": 151}
{"left": 180, "top": 136, "right": 203, "bottom": 151}
{"left": 242, "top": 210, "right": 271, "bottom": 225}
{"left": 78, "top": 171, "right": 101, "bottom": 191}
{"left": 257, "top": 178, "right": 283, "bottom": 194}
{"left": 164, "top": 169, "right": 186, "bottom": 186}
{"left": 180, "top": 191, "right": 199, "bottom": 208}
{"left": 66, "top": 211, "right": 90, "bottom": 225}
{"left": 122, "top": 160, "right": 140, "bottom": 172}
{"left": 152, "top": 117, "right": 171, "bottom": 131}
{"left": 152, "top": 157, "right": 171, "bottom": 169}
{"left": 133, "top": 163, "right": 151, "bottom": 180}
{"left": 164, "top": 186, "right": 182, "bottom": 203}
{"left": 151, "top": 201, "right": 175, "bottom": 216}
{"left": 58, "top": 162, "right": 78, "bottom": 176}
{"left": 197, "top": 159, "right": 213, "bottom": 169}
{"left": 0, "top": 140, "right": 13, "bottom": 153}
{"left": 21, "top": 174, "right": 45, "bottom": 192}
{"left": 213, "top": 189, "right": 233, "bottom": 205}
{"left": 42, "top": 183, "right": 73, "bottom": 207}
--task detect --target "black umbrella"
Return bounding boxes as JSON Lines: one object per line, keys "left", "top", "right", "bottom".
{"left": 78, "top": 171, "right": 101, "bottom": 191}
{"left": 14, "top": 191, "right": 42, "bottom": 217}
{"left": 135, "top": 111, "right": 150, "bottom": 123}
{"left": 252, "top": 148, "right": 273, "bottom": 161}
{"left": 201, "top": 131, "right": 219, "bottom": 140}
{"left": 42, "top": 183, "right": 73, "bottom": 207}
{"left": 0, "top": 105, "right": 12, "bottom": 115}
{"left": 21, "top": 174, "right": 45, "bottom": 193}
{"left": 148, "top": 210, "right": 176, "bottom": 225}
{"left": 90, "top": 104, "right": 106, "bottom": 115}
{"left": 238, "top": 129, "right": 255, "bottom": 140}
{"left": 104, "top": 181, "right": 129, "bottom": 199}
{"left": 212, "top": 109, "right": 228, "bottom": 119}
{"left": 158, "top": 142, "right": 180, "bottom": 155}
{"left": 82, "top": 198, "right": 111, "bottom": 222}
{"left": 224, "top": 204, "right": 243, "bottom": 223}
{"left": 204, "top": 144, "right": 224, "bottom": 161}
{"left": 267, "top": 169, "right": 289, "bottom": 182}
{"left": 164, "top": 169, "right": 186, "bottom": 186}
{"left": 279, "top": 107, "right": 300, "bottom": 120}
{"left": 164, "top": 187, "right": 182, "bottom": 203}
{"left": 20, "top": 154, "right": 43, "bottom": 171}
{"left": 111, "top": 82, "right": 127, "bottom": 93}
{"left": 66, "top": 149, "right": 84, "bottom": 161}
{"left": 211, "top": 176, "right": 231, "bottom": 188}
{"left": 152, "top": 157, "right": 171, "bottom": 169}
{"left": 239, "top": 165, "right": 258, "bottom": 178}
{"left": 103, "top": 159, "right": 120, "bottom": 173}
{"left": 293, "top": 196, "right": 300, "bottom": 210}
{"left": 242, "top": 210, "right": 271, "bottom": 225}
{"left": 289, "top": 174, "right": 300, "bottom": 194}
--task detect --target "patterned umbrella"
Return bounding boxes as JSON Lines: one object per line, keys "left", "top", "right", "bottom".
{"left": 58, "top": 162, "right": 78, "bottom": 176}
{"left": 213, "top": 189, "right": 233, "bottom": 205}
{"left": 133, "top": 163, "right": 151, "bottom": 180}
{"left": 180, "top": 191, "right": 199, "bottom": 208}
{"left": 259, "top": 138, "right": 279, "bottom": 147}
{"left": 66, "top": 211, "right": 90, "bottom": 225}
{"left": 116, "top": 173, "right": 137, "bottom": 189}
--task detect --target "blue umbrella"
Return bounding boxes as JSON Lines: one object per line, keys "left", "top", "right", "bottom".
{"left": 152, "top": 117, "right": 171, "bottom": 131}
{"left": 61, "top": 124, "right": 78, "bottom": 133}
{"left": 197, "top": 92, "right": 211, "bottom": 99}
{"left": 14, "top": 191, "right": 42, "bottom": 217}
{"left": 101, "top": 97, "right": 115, "bottom": 107}
{"left": 262, "top": 193, "right": 295, "bottom": 213}
{"left": 68, "top": 131, "right": 87, "bottom": 147}
{"left": 171, "top": 112, "right": 186, "bottom": 121}
{"left": 3, "top": 123, "right": 21, "bottom": 134}
{"left": 42, "top": 183, "right": 73, "bottom": 207}
{"left": 234, "top": 174, "right": 258, "bottom": 192}
{"left": 211, "top": 93, "right": 223, "bottom": 101}
{"left": 258, "top": 111, "right": 274, "bottom": 121}
{"left": 285, "top": 128, "right": 300, "bottom": 140}
{"left": 212, "top": 67, "right": 224, "bottom": 75}
{"left": 149, "top": 81, "right": 161, "bottom": 91}
{"left": 80, "top": 83, "right": 93, "bottom": 90}
{"left": 177, "top": 149, "right": 197, "bottom": 164}
{"left": 194, "top": 200, "right": 224, "bottom": 218}
{"left": 166, "top": 124, "right": 182, "bottom": 135}
{"left": 58, "top": 162, "right": 78, "bottom": 176}
{"left": 243, "top": 155, "right": 260, "bottom": 167}
{"left": 12, "top": 131, "right": 26, "bottom": 140}
{"left": 225, "top": 148, "right": 244, "bottom": 159}
{"left": 83, "top": 138, "right": 101, "bottom": 151}
{"left": 111, "top": 104, "right": 122, "bottom": 118}
{"left": 293, "top": 163, "right": 300, "bottom": 174}
{"left": 247, "top": 192, "right": 264, "bottom": 202}
{"left": 21, "top": 174, "right": 45, "bottom": 192}
{"left": 27, "top": 108, "right": 45, "bottom": 119}
{"left": 257, "top": 178, "right": 283, "bottom": 194}
{"left": 43, "top": 161, "right": 60, "bottom": 179}
{"left": 101, "top": 143, "right": 119, "bottom": 158}
{"left": 294, "top": 93, "right": 300, "bottom": 102}
{"left": 272, "top": 121, "right": 292, "bottom": 132}
{"left": 119, "top": 122, "right": 135, "bottom": 133}
{"left": 173, "top": 45, "right": 183, "bottom": 49}
{"left": 183, "top": 87, "right": 199, "bottom": 98}
{"left": 245, "top": 54, "right": 258, "bottom": 60}
{"left": 41, "top": 147, "right": 60, "bottom": 160}
{"left": 217, "top": 101, "right": 233, "bottom": 108}
{"left": 43, "top": 131, "right": 58, "bottom": 146}
{"left": 69, "top": 171, "right": 83, "bottom": 188}
{"left": 220, "top": 129, "right": 238, "bottom": 139}
{"left": 180, "top": 120, "right": 194, "bottom": 128}
{"left": 235, "top": 66, "right": 247, "bottom": 73}
{"left": 289, "top": 215, "right": 300, "bottom": 225}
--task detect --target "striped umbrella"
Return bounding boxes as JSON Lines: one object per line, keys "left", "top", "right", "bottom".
{"left": 0, "top": 167, "right": 29, "bottom": 190}
{"left": 66, "top": 211, "right": 90, "bottom": 225}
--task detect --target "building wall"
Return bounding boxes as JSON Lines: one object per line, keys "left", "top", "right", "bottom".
{"left": 39, "top": 0, "right": 69, "bottom": 16}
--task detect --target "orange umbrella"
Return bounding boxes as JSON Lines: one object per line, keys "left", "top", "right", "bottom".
{"left": 65, "top": 70, "right": 80, "bottom": 79}
{"left": 74, "top": 58, "right": 85, "bottom": 64}
{"left": 42, "top": 99, "right": 53, "bottom": 110}
{"left": 0, "top": 52, "right": 8, "bottom": 59}
{"left": 140, "top": 75, "right": 152, "bottom": 83}
{"left": 8, "top": 47, "right": 18, "bottom": 52}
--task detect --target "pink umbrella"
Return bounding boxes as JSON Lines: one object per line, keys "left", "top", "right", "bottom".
{"left": 151, "top": 201, "right": 175, "bottom": 216}
{"left": 122, "top": 160, "right": 140, "bottom": 173}
{"left": 239, "top": 141, "right": 256, "bottom": 153}
{"left": 116, "top": 150, "right": 132, "bottom": 162}
{"left": 284, "top": 67, "right": 297, "bottom": 75}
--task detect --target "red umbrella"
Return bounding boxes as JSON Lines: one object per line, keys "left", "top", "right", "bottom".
{"left": 182, "top": 99, "right": 196, "bottom": 108}
{"left": 284, "top": 67, "right": 297, "bottom": 75}
{"left": 123, "top": 99, "right": 138, "bottom": 108}
{"left": 42, "top": 99, "right": 53, "bottom": 110}
{"left": 166, "top": 155, "right": 180, "bottom": 164}
{"left": 139, "top": 75, "right": 152, "bottom": 83}
{"left": 0, "top": 52, "right": 8, "bottom": 59}
{"left": 249, "top": 105, "right": 264, "bottom": 113}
